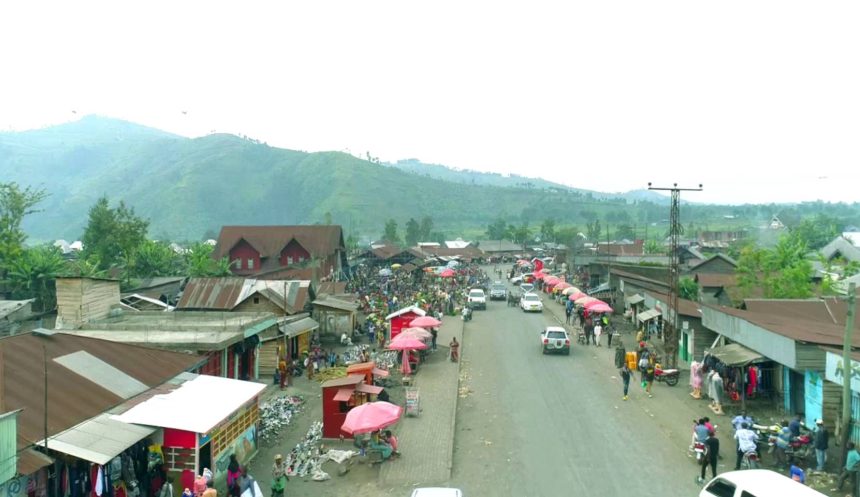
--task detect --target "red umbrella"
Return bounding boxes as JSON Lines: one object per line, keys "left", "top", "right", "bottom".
{"left": 440, "top": 268, "right": 456, "bottom": 278}
{"left": 340, "top": 401, "right": 403, "bottom": 435}
{"left": 410, "top": 316, "right": 442, "bottom": 328}
{"left": 589, "top": 303, "right": 614, "bottom": 313}
{"left": 533, "top": 271, "right": 546, "bottom": 279}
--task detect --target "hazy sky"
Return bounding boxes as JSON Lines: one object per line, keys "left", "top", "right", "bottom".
{"left": 1, "top": 1, "right": 858, "bottom": 205}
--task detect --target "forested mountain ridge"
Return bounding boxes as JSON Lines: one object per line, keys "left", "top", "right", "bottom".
{"left": 2, "top": 116, "right": 858, "bottom": 243}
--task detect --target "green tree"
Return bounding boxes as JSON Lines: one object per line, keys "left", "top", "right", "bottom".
{"left": 82, "top": 197, "right": 150, "bottom": 271}
{"left": 644, "top": 239, "right": 663, "bottom": 255}
{"left": 586, "top": 219, "right": 602, "bottom": 241}
{"left": 486, "top": 218, "right": 508, "bottom": 240}
{"left": 615, "top": 224, "right": 635, "bottom": 241}
{"left": 0, "top": 183, "right": 48, "bottom": 276}
{"left": 132, "top": 240, "right": 184, "bottom": 278}
{"left": 419, "top": 216, "right": 433, "bottom": 241}
{"left": 679, "top": 276, "right": 699, "bottom": 301}
{"left": 345, "top": 234, "right": 360, "bottom": 255}
{"left": 539, "top": 219, "right": 556, "bottom": 243}
{"left": 512, "top": 223, "right": 532, "bottom": 245}
{"left": 323, "top": 212, "right": 333, "bottom": 225}
{"left": 735, "top": 235, "right": 813, "bottom": 300}
{"left": 790, "top": 214, "right": 842, "bottom": 250}
{"left": 184, "top": 242, "right": 232, "bottom": 277}
{"left": 5, "top": 245, "right": 66, "bottom": 312}
{"left": 404, "top": 218, "right": 420, "bottom": 247}
{"left": 382, "top": 219, "right": 400, "bottom": 245}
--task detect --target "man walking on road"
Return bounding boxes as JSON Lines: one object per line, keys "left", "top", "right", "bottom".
{"left": 698, "top": 431, "right": 720, "bottom": 484}
{"left": 449, "top": 337, "right": 459, "bottom": 362}
{"left": 620, "top": 364, "right": 631, "bottom": 401}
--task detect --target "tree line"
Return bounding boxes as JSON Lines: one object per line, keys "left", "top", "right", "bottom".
{"left": 0, "top": 183, "right": 232, "bottom": 312}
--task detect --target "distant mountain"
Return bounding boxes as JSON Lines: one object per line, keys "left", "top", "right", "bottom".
{"left": 3, "top": 116, "right": 855, "bottom": 243}
{"left": 386, "top": 159, "right": 672, "bottom": 204}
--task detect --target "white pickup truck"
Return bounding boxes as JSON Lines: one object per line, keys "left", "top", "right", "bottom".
{"left": 467, "top": 288, "right": 487, "bottom": 310}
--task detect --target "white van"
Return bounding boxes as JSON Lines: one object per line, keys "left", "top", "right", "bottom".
{"left": 699, "top": 469, "right": 827, "bottom": 497}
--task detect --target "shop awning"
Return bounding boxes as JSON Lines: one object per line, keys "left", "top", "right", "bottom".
{"left": 707, "top": 343, "right": 766, "bottom": 367}
{"left": 355, "top": 383, "right": 384, "bottom": 395}
{"left": 333, "top": 388, "right": 354, "bottom": 402}
{"left": 280, "top": 317, "right": 319, "bottom": 338}
{"left": 36, "top": 413, "right": 156, "bottom": 465}
{"left": 637, "top": 309, "right": 662, "bottom": 322}
{"left": 625, "top": 294, "right": 645, "bottom": 305}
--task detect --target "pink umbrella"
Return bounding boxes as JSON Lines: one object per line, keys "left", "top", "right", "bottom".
{"left": 340, "top": 401, "right": 404, "bottom": 435}
{"left": 410, "top": 316, "right": 442, "bottom": 328}
{"left": 440, "top": 269, "right": 456, "bottom": 278}
{"left": 568, "top": 291, "right": 587, "bottom": 301}
{"left": 589, "top": 303, "right": 614, "bottom": 313}
{"left": 554, "top": 282, "right": 572, "bottom": 290}
{"left": 544, "top": 277, "right": 560, "bottom": 286}
{"left": 398, "top": 327, "right": 433, "bottom": 340}
{"left": 389, "top": 336, "right": 428, "bottom": 375}
{"left": 574, "top": 295, "right": 599, "bottom": 305}
{"left": 532, "top": 271, "right": 546, "bottom": 279}
{"left": 583, "top": 299, "right": 608, "bottom": 309}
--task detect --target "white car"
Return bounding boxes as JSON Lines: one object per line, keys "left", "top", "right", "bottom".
{"left": 540, "top": 326, "right": 571, "bottom": 355}
{"left": 520, "top": 292, "right": 543, "bottom": 312}
{"left": 467, "top": 288, "right": 487, "bottom": 310}
{"left": 510, "top": 275, "right": 523, "bottom": 285}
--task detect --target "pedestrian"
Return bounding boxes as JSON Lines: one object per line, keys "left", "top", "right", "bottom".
{"left": 305, "top": 353, "right": 314, "bottom": 380}
{"left": 226, "top": 455, "right": 241, "bottom": 497}
{"left": 237, "top": 466, "right": 257, "bottom": 497}
{"left": 594, "top": 322, "right": 602, "bottom": 347}
{"left": 644, "top": 360, "right": 655, "bottom": 398}
{"left": 731, "top": 410, "right": 753, "bottom": 431}
{"left": 788, "top": 413, "right": 803, "bottom": 438}
{"left": 201, "top": 480, "right": 216, "bottom": 497}
{"left": 584, "top": 319, "right": 594, "bottom": 345}
{"left": 613, "top": 340, "right": 626, "bottom": 369}
{"left": 813, "top": 418, "right": 828, "bottom": 472}
{"left": 620, "top": 363, "right": 631, "bottom": 401}
{"left": 565, "top": 304, "right": 572, "bottom": 325}
{"left": 271, "top": 454, "right": 289, "bottom": 497}
{"left": 733, "top": 423, "right": 758, "bottom": 471}
{"left": 698, "top": 431, "right": 720, "bottom": 484}
{"left": 278, "top": 357, "right": 287, "bottom": 390}
{"left": 159, "top": 477, "right": 174, "bottom": 497}
{"left": 449, "top": 337, "right": 459, "bottom": 362}
{"left": 837, "top": 442, "right": 860, "bottom": 492}
{"left": 431, "top": 327, "right": 438, "bottom": 351}
{"left": 773, "top": 422, "right": 791, "bottom": 468}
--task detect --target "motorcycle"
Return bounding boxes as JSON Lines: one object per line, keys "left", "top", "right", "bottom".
{"left": 653, "top": 363, "right": 680, "bottom": 386}
{"left": 462, "top": 305, "right": 473, "bottom": 322}
{"left": 689, "top": 440, "right": 706, "bottom": 463}
{"left": 740, "top": 450, "right": 761, "bottom": 470}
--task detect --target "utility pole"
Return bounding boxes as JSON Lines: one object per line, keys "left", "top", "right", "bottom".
{"left": 841, "top": 282, "right": 857, "bottom": 467}
{"left": 647, "top": 183, "right": 702, "bottom": 368}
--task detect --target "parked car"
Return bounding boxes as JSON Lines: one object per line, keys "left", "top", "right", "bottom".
{"left": 699, "top": 469, "right": 826, "bottom": 497}
{"left": 520, "top": 292, "right": 543, "bottom": 312}
{"left": 489, "top": 282, "right": 507, "bottom": 300}
{"left": 540, "top": 326, "right": 570, "bottom": 355}
{"left": 510, "top": 275, "right": 523, "bottom": 285}
{"left": 467, "top": 288, "right": 487, "bottom": 310}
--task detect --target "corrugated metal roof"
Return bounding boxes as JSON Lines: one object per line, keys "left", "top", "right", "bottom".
{"left": 311, "top": 298, "right": 358, "bottom": 312}
{"left": 385, "top": 306, "right": 426, "bottom": 320}
{"left": 213, "top": 225, "right": 344, "bottom": 260}
{"left": 112, "top": 374, "right": 265, "bottom": 434}
{"left": 54, "top": 351, "right": 150, "bottom": 398}
{"left": 0, "top": 300, "right": 34, "bottom": 320}
{"left": 178, "top": 278, "right": 311, "bottom": 314}
{"left": 36, "top": 413, "right": 155, "bottom": 465}
{"left": 743, "top": 298, "right": 860, "bottom": 331}
{"left": 637, "top": 309, "right": 662, "bottom": 322}
{"left": 0, "top": 332, "right": 202, "bottom": 455}
{"left": 17, "top": 448, "right": 53, "bottom": 475}
{"left": 695, "top": 273, "right": 737, "bottom": 289}
{"left": 280, "top": 317, "right": 318, "bottom": 338}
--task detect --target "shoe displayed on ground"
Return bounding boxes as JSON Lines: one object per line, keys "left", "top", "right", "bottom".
{"left": 623, "top": 395, "right": 628, "bottom": 401}
{"left": 648, "top": 394, "right": 653, "bottom": 398}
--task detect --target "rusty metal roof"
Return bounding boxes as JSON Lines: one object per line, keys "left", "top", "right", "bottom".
{"left": 0, "top": 332, "right": 202, "bottom": 463}
{"left": 213, "top": 225, "right": 344, "bottom": 260}
{"left": 643, "top": 291, "right": 702, "bottom": 318}
{"left": 743, "top": 298, "right": 860, "bottom": 331}
{"left": 694, "top": 273, "right": 737, "bottom": 289}
{"left": 317, "top": 281, "right": 347, "bottom": 295}
{"left": 178, "top": 277, "right": 311, "bottom": 314}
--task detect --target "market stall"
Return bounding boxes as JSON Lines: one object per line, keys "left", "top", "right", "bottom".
{"left": 385, "top": 305, "right": 427, "bottom": 341}
{"left": 320, "top": 374, "right": 384, "bottom": 439}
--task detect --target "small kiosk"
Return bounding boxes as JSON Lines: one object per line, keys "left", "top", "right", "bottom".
{"left": 385, "top": 305, "right": 426, "bottom": 341}
{"left": 346, "top": 361, "right": 390, "bottom": 384}
{"left": 321, "top": 374, "right": 384, "bottom": 439}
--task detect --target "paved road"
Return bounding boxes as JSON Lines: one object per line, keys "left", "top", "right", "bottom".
{"left": 450, "top": 280, "right": 706, "bottom": 496}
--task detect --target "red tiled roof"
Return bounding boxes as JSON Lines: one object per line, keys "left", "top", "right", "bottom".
{"left": 214, "top": 225, "right": 344, "bottom": 260}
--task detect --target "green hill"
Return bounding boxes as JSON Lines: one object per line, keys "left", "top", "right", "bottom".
{"left": 2, "top": 116, "right": 858, "bottom": 243}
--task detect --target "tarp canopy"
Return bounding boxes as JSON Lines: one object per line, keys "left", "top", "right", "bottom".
{"left": 707, "top": 343, "right": 767, "bottom": 367}
{"left": 637, "top": 308, "right": 662, "bottom": 322}
{"left": 280, "top": 317, "right": 319, "bottom": 338}
{"left": 36, "top": 413, "right": 155, "bottom": 465}
{"left": 624, "top": 294, "right": 645, "bottom": 305}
